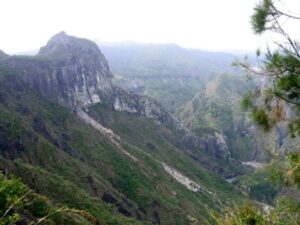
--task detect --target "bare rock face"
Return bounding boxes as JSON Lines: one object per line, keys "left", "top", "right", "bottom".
{"left": 4, "top": 32, "right": 176, "bottom": 125}
{"left": 1, "top": 32, "right": 232, "bottom": 162}
{"left": 180, "top": 132, "right": 229, "bottom": 159}
{"left": 2, "top": 32, "right": 180, "bottom": 128}
{"left": 6, "top": 31, "right": 113, "bottom": 109}
{"left": 111, "top": 87, "right": 182, "bottom": 129}
{"left": 39, "top": 31, "right": 114, "bottom": 108}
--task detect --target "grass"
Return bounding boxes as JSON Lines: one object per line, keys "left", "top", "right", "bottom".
{"left": 0, "top": 60, "right": 247, "bottom": 224}
{"left": 0, "top": 172, "right": 97, "bottom": 225}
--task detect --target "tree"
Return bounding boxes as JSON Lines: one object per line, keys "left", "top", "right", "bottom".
{"left": 239, "top": 0, "right": 300, "bottom": 135}
{"left": 212, "top": 1, "right": 300, "bottom": 224}
{"left": 243, "top": 0, "right": 300, "bottom": 187}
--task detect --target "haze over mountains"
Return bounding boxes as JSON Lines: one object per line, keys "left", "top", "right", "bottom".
{"left": 100, "top": 42, "right": 294, "bottom": 160}
{"left": 0, "top": 32, "right": 295, "bottom": 224}
{"left": 0, "top": 32, "right": 247, "bottom": 224}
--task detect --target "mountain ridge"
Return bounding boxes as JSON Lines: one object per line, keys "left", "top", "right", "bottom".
{"left": 0, "top": 32, "right": 249, "bottom": 224}
{"left": 1, "top": 32, "right": 242, "bottom": 170}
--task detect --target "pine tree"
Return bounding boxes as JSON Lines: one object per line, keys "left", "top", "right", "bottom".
{"left": 213, "top": 2, "right": 300, "bottom": 224}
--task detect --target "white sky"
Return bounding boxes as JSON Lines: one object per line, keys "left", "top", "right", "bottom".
{"left": 0, "top": 0, "right": 299, "bottom": 54}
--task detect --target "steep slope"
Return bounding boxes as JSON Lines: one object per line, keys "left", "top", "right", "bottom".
{"left": 0, "top": 32, "right": 247, "bottom": 224}
{"left": 176, "top": 74, "right": 300, "bottom": 162}
{"left": 97, "top": 44, "right": 292, "bottom": 204}
{"left": 0, "top": 173, "right": 97, "bottom": 225}
{"left": 176, "top": 74, "right": 268, "bottom": 161}
{"left": 98, "top": 43, "right": 269, "bottom": 161}
{"left": 5, "top": 32, "right": 244, "bottom": 174}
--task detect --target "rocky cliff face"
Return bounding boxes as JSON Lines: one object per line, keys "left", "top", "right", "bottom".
{"left": 4, "top": 32, "right": 183, "bottom": 129}
{"left": 1, "top": 32, "right": 231, "bottom": 162}
{"left": 6, "top": 32, "right": 113, "bottom": 109}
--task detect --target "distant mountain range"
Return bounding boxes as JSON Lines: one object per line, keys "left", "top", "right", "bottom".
{"left": 97, "top": 42, "right": 300, "bottom": 206}
{"left": 99, "top": 41, "right": 299, "bottom": 159}
{"left": 99, "top": 42, "right": 247, "bottom": 113}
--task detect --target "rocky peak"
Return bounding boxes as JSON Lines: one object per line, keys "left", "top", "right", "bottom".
{"left": 5, "top": 32, "right": 114, "bottom": 109}
{"left": 41, "top": 31, "right": 69, "bottom": 46}
{"left": 2, "top": 33, "right": 232, "bottom": 163}
{"left": 39, "top": 32, "right": 114, "bottom": 107}
{"left": 40, "top": 31, "right": 96, "bottom": 56}
{"left": 38, "top": 31, "right": 112, "bottom": 72}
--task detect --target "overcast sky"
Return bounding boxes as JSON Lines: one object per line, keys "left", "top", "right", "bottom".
{"left": 0, "top": 0, "right": 299, "bottom": 54}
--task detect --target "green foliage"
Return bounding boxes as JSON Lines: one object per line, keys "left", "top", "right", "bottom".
{"left": 0, "top": 109, "right": 24, "bottom": 138}
{"left": 252, "top": 0, "right": 273, "bottom": 34}
{"left": 221, "top": 1, "right": 300, "bottom": 225}
{"left": 0, "top": 173, "right": 27, "bottom": 225}
{"left": 0, "top": 67, "right": 247, "bottom": 225}
{"left": 223, "top": 153, "right": 300, "bottom": 224}
{"left": 212, "top": 202, "right": 267, "bottom": 225}
{"left": 212, "top": 200, "right": 300, "bottom": 225}
{"left": 240, "top": 0, "right": 300, "bottom": 135}
{"left": 252, "top": 108, "right": 272, "bottom": 131}
{"left": 234, "top": 169, "right": 279, "bottom": 204}
{"left": 0, "top": 31, "right": 271, "bottom": 225}
{"left": 27, "top": 194, "right": 50, "bottom": 217}
{"left": 0, "top": 173, "right": 97, "bottom": 225}
{"left": 269, "top": 152, "right": 300, "bottom": 189}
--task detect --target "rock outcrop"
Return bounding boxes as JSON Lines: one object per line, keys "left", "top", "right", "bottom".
{"left": 3, "top": 33, "right": 175, "bottom": 123}
{"left": 1, "top": 32, "right": 233, "bottom": 163}
{"left": 6, "top": 32, "right": 113, "bottom": 109}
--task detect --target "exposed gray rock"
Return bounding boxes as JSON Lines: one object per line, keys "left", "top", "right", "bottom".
{"left": 6, "top": 32, "right": 113, "bottom": 109}
{"left": 76, "top": 108, "right": 138, "bottom": 162}
{"left": 162, "top": 163, "right": 202, "bottom": 192}
{"left": 2, "top": 32, "right": 236, "bottom": 164}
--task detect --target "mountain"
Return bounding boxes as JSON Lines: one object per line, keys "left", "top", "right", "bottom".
{"left": 99, "top": 42, "right": 240, "bottom": 113}
{"left": 97, "top": 42, "right": 297, "bottom": 204}
{"left": 4, "top": 32, "right": 242, "bottom": 170}
{"left": 177, "top": 74, "right": 300, "bottom": 162}
{"left": 0, "top": 32, "right": 248, "bottom": 224}
{"left": 98, "top": 42, "right": 296, "bottom": 162}
{"left": 176, "top": 74, "right": 271, "bottom": 161}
